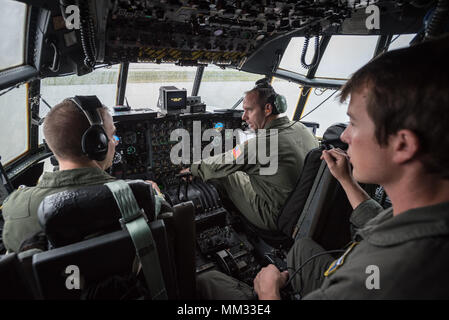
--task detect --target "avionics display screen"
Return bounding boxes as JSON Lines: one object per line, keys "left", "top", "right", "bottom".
{"left": 166, "top": 90, "right": 187, "bottom": 109}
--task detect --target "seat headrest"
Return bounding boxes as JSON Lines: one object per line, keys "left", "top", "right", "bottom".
{"left": 37, "top": 180, "right": 157, "bottom": 248}
{"left": 322, "top": 123, "right": 348, "bottom": 150}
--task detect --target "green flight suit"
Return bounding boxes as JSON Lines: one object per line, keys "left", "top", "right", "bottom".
{"left": 197, "top": 199, "right": 449, "bottom": 299}
{"left": 1, "top": 167, "right": 116, "bottom": 253}
{"left": 191, "top": 116, "right": 319, "bottom": 231}
{"left": 304, "top": 199, "right": 449, "bottom": 299}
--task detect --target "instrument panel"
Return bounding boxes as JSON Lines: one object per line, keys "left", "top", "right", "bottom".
{"left": 111, "top": 109, "right": 245, "bottom": 188}
{"left": 110, "top": 107, "right": 287, "bottom": 285}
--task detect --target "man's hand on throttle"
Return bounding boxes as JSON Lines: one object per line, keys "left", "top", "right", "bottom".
{"left": 253, "top": 264, "right": 289, "bottom": 300}
{"left": 179, "top": 167, "right": 192, "bottom": 181}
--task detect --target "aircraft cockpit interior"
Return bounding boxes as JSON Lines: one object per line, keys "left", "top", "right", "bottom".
{"left": 0, "top": 0, "right": 447, "bottom": 301}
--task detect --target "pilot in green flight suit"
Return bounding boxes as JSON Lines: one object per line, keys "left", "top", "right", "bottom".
{"left": 2, "top": 167, "right": 117, "bottom": 252}
{"left": 197, "top": 37, "right": 449, "bottom": 300}
{"left": 185, "top": 81, "right": 319, "bottom": 231}
{"left": 2, "top": 97, "right": 162, "bottom": 253}
{"left": 1, "top": 98, "right": 119, "bottom": 253}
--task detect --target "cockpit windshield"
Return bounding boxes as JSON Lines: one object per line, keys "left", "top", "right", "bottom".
{"left": 125, "top": 63, "right": 196, "bottom": 109}
{"left": 0, "top": 0, "right": 27, "bottom": 72}
{"left": 0, "top": 84, "right": 28, "bottom": 164}
{"left": 199, "top": 65, "right": 260, "bottom": 111}
{"left": 39, "top": 65, "right": 120, "bottom": 144}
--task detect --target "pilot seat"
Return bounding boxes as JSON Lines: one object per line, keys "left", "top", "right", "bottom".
{"left": 235, "top": 123, "right": 359, "bottom": 252}
{"left": 29, "top": 180, "right": 196, "bottom": 299}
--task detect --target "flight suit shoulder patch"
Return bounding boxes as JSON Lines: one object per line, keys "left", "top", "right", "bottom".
{"left": 232, "top": 145, "right": 242, "bottom": 160}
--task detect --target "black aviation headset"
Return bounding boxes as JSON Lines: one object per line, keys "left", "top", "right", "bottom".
{"left": 254, "top": 78, "right": 288, "bottom": 115}
{"left": 69, "top": 95, "right": 109, "bottom": 161}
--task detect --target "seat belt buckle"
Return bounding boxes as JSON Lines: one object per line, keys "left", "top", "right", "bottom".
{"left": 119, "top": 209, "right": 146, "bottom": 229}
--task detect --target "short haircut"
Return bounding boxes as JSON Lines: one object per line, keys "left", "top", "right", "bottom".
{"left": 43, "top": 99, "right": 107, "bottom": 160}
{"left": 340, "top": 35, "right": 449, "bottom": 179}
{"left": 245, "top": 86, "right": 277, "bottom": 111}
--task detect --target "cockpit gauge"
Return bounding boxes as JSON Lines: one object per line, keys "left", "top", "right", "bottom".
{"left": 127, "top": 146, "right": 137, "bottom": 155}
{"left": 214, "top": 122, "right": 224, "bottom": 132}
{"left": 123, "top": 132, "right": 137, "bottom": 145}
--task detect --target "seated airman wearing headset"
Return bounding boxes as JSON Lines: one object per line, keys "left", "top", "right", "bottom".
{"left": 197, "top": 35, "right": 449, "bottom": 300}
{"left": 182, "top": 80, "right": 319, "bottom": 231}
{"left": 1, "top": 96, "right": 160, "bottom": 253}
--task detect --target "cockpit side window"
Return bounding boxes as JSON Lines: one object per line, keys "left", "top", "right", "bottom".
{"left": 298, "top": 88, "right": 349, "bottom": 137}
{"left": 270, "top": 77, "right": 302, "bottom": 120}
{"left": 314, "top": 35, "right": 379, "bottom": 80}
{"left": 278, "top": 36, "right": 323, "bottom": 77}
{"left": 387, "top": 34, "right": 417, "bottom": 51}
{"left": 0, "top": 84, "right": 28, "bottom": 164}
{"left": 278, "top": 35, "right": 379, "bottom": 81}
{"left": 0, "top": 0, "right": 27, "bottom": 72}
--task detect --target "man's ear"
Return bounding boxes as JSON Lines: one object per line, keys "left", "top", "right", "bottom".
{"left": 265, "top": 103, "right": 273, "bottom": 116}
{"left": 391, "top": 129, "right": 420, "bottom": 164}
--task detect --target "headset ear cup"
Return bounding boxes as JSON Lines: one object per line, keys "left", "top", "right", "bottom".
{"left": 274, "top": 94, "right": 287, "bottom": 114}
{"left": 81, "top": 125, "right": 109, "bottom": 161}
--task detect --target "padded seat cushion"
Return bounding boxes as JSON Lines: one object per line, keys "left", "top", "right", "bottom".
{"left": 276, "top": 123, "right": 348, "bottom": 237}
{"left": 38, "top": 180, "right": 156, "bottom": 247}
{"left": 277, "top": 147, "right": 323, "bottom": 237}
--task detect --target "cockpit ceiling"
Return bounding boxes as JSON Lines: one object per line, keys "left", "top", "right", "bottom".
{"left": 17, "top": 0, "right": 429, "bottom": 79}
{"left": 104, "top": 0, "right": 355, "bottom": 67}
{"left": 103, "top": 0, "right": 424, "bottom": 68}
